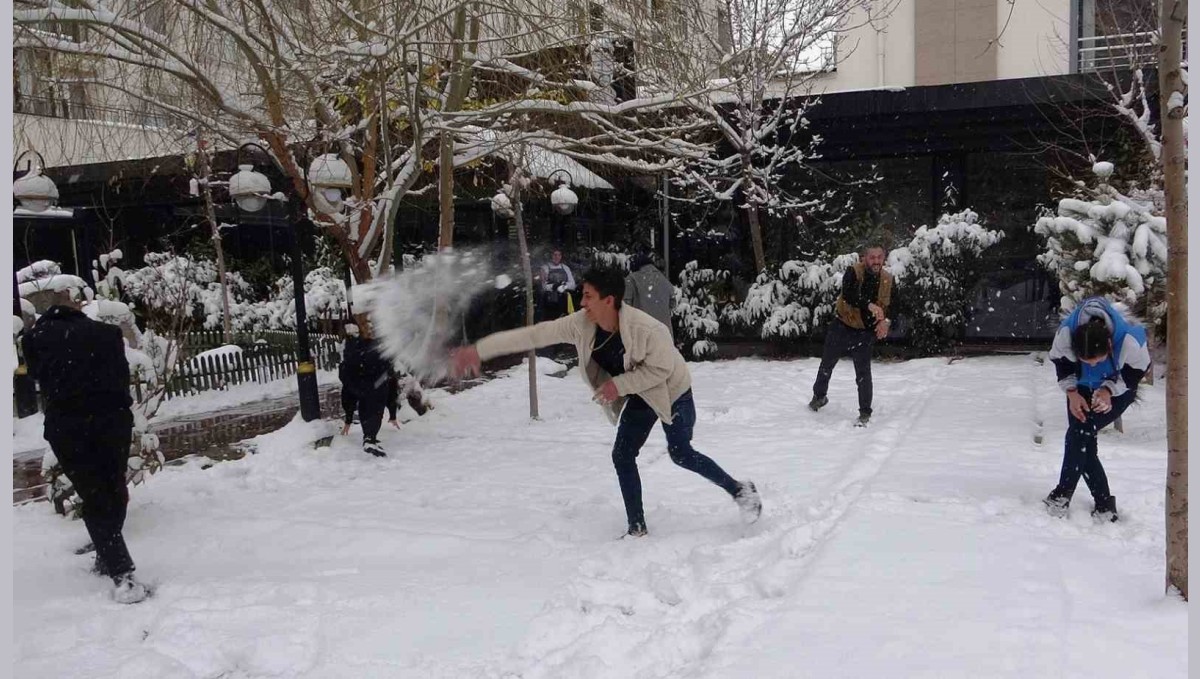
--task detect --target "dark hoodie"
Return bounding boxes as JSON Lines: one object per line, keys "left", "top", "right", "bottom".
{"left": 23, "top": 305, "right": 133, "bottom": 417}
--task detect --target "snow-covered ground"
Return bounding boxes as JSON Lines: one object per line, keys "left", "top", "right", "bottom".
{"left": 12, "top": 356, "right": 1186, "bottom": 678}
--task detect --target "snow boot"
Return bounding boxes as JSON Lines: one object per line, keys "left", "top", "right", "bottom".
{"left": 621, "top": 522, "right": 648, "bottom": 539}
{"left": 112, "top": 573, "right": 150, "bottom": 604}
{"left": 1091, "top": 495, "right": 1119, "bottom": 523}
{"left": 1043, "top": 488, "right": 1071, "bottom": 518}
{"left": 808, "top": 396, "right": 828, "bottom": 412}
{"left": 854, "top": 411, "right": 871, "bottom": 427}
{"left": 734, "top": 481, "right": 763, "bottom": 525}
{"left": 362, "top": 439, "right": 386, "bottom": 458}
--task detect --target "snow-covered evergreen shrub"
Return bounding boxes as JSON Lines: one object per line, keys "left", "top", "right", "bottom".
{"left": 889, "top": 209, "right": 1004, "bottom": 355}
{"left": 673, "top": 261, "right": 728, "bottom": 359}
{"left": 1033, "top": 162, "right": 1168, "bottom": 337}
{"left": 729, "top": 254, "right": 856, "bottom": 339}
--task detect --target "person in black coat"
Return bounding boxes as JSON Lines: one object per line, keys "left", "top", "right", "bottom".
{"left": 22, "top": 292, "right": 149, "bottom": 604}
{"left": 339, "top": 323, "right": 397, "bottom": 457}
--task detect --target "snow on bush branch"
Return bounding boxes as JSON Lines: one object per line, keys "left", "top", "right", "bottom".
{"left": 1034, "top": 162, "right": 1168, "bottom": 335}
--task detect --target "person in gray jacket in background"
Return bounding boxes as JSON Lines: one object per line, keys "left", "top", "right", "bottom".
{"left": 623, "top": 252, "right": 674, "bottom": 339}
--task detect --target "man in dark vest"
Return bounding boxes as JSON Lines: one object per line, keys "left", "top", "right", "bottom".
{"left": 809, "top": 244, "right": 895, "bottom": 426}
{"left": 23, "top": 289, "right": 150, "bottom": 603}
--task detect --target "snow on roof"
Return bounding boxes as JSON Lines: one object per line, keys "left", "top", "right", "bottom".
{"left": 14, "top": 207, "right": 76, "bottom": 219}
{"left": 456, "top": 128, "right": 615, "bottom": 190}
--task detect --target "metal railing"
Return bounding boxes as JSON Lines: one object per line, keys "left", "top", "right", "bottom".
{"left": 14, "top": 93, "right": 188, "bottom": 130}
{"left": 1078, "top": 30, "right": 1187, "bottom": 73}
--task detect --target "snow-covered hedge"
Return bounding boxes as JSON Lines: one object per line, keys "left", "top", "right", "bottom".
{"left": 728, "top": 253, "right": 856, "bottom": 339}
{"left": 673, "top": 261, "right": 728, "bottom": 359}
{"left": 889, "top": 209, "right": 1004, "bottom": 354}
{"left": 1034, "top": 162, "right": 1167, "bottom": 337}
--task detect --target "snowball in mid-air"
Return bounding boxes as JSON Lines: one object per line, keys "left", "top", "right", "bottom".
{"left": 494, "top": 274, "right": 513, "bottom": 289}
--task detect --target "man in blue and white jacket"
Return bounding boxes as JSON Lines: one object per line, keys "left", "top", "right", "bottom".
{"left": 1044, "top": 297, "right": 1150, "bottom": 522}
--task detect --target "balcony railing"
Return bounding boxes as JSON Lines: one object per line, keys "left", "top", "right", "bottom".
{"left": 1078, "top": 30, "right": 1187, "bottom": 73}
{"left": 14, "top": 93, "right": 188, "bottom": 130}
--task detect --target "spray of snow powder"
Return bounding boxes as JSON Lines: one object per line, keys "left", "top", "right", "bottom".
{"left": 355, "top": 248, "right": 513, "bottom": 382}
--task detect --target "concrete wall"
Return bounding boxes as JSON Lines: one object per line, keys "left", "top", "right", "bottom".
{"left": 811, "top": 0, "right": 1072, "bottom": 94}
{"left": 14, "top": 114, "right": 190, "bottom": 168}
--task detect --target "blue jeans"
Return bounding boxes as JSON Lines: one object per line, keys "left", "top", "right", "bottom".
{"left": 1055, "top": 385, "right": 1137, "bottom": 501}
{"left": 611, "top": 390, "right": 740, "bottom": 529}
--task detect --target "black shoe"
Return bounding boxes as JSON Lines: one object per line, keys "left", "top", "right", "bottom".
{"left": 362, "top": 439, "right": 386, "bottom": 457}
{"left": 1043, "top": 488, "right": 1071, "bottom": 518}
{"left": 112, "top": 572, "right": 150, "bottom": 604}
{"left": 734, "top": 481, "right": 763, "bottom": 525}
{"left": 855, "top": 411, "right": 871, "bottom": 427}
{"left": 1091, "top": 495, "right": 1119, "bottom": 523}
{"left": 808, "top": 396, "right": 828, "bottom": 412}
{"left": 621, "top": 522, "right": 648, "bottom": 539}
{"left": 75, "top": 542, "right": 96, "bottom": 555}
{"left": 90, "top": 556, "right": 112, "bottom": 578}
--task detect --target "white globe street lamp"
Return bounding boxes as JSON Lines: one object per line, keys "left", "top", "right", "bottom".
{"left": 548, "top": 169, "right": 578, "bottom": 216}
{"left": 13, "top": 151, "right": 59, "bottom": 213}
{"left": 229, "top": 163, "right": 272, "bottom": 213}
{"left": 308, "top": 153, "right": 354, "bottom": 213}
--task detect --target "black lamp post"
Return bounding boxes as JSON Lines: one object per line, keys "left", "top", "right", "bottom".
{"left": 229, "top": 142, "right": 321, "bottom": 422}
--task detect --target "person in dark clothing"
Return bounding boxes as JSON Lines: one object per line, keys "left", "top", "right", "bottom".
{"left": 809, "top": 244, "right": 895, "bottom": 426}
{"left": 22, "top": 291, "right": 149, "bottom": 604}
{"left": 1043, "top": 298, "right": 1150, "bottom": 522}
{"left": 339, "top": 323, "right": 397, "bottom": 457}
{"left": 537, "top": 248, "right": 577, "bottom": 321}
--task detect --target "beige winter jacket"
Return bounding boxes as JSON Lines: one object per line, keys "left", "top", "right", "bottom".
{"left": 475, "top": 305, "right": 692, "bottom": 424}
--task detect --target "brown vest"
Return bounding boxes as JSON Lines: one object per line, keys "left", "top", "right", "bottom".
{"left": 835, "top": 262, "right": 893, "bottom": 330}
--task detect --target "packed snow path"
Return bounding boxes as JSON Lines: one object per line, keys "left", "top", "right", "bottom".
{"left": 13, "top": 356, "right": 1185, "bottom": 678}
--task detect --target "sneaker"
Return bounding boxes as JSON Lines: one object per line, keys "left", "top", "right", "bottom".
{"left": 362, "top": 439, "right": 386, "bottom": 458}
{"left": 621, "top": 522, "right": 648, "bottom": 539}
{"left": 808, "top": 396, "right": 828, "bottom": 412}
{"left": 112, "top": 573, "right": 150, "bottom": 604}
{"left": 1043, "top": 489, "right": 1071, "bottom": 518}
{"left": 854, "top": 411, "right": 871, "bottom": 427}
{"left": 1091, "top": 495, "right": 1119, "bottom": 523}
{"left": 734, "top": 481, "right": 763, "bottom": 525}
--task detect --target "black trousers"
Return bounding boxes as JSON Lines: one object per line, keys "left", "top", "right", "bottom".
{"left": 611, "top": 391, "right": 740, "bottom": 529}
{"left": 342, "top": 385, "right": 387, "bottom": 443}
{"left": 45, "top": 409, "right": 135, "bottom": 580}
{"left": 812, "top": 320, "right": 876, "bottom": 414}
{"left": 1055, "top": 385, "right": 1138, "bottom": 502}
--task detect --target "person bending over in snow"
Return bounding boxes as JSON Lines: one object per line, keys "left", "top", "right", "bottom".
{"left": 22, "top": 288, "right": 150, "bottom": 604}
{"left": 809, "top": 242, "right": 895, "bottom": 427}
{"left": 1043, "top": 297, "right": 1150, "bottom": 523}
{"left": 449, "top": 266, "right": 761, "bottom": 538}
{"left": 339, "top": 322, "right": 399, "bottom": 457}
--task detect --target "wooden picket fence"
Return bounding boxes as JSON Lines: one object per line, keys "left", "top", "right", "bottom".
{"left": 141, "top": 335, "right": 342, "bottom": 402}
{"left": 182, "top": 328, "right": 340, "bottom": 353}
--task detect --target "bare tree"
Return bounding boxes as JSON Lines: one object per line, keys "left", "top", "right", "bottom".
{"left": 1158, "top": 0, "right": 1187, "bottom": 600}
{"left": 671, "top": 0, "right": 884, "bottom": 272}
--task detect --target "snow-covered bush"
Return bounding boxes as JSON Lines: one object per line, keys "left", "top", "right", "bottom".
{"left": 122, "top": 251, "right": 253, "bottom": 332}
{"left": 673, "top": 261, "right": 729, "bottom": 359}
{"left": 577, "top": 244, "right": 632, "bottom": 272}
{"left": 889, "top": 209, "right": 1004, "bottom": 355}
{"left": 729, "top": 254, "right": 856, "bottom": 339}
{"left": 1034, "top": 162, "right": 1168, "bottom": 338}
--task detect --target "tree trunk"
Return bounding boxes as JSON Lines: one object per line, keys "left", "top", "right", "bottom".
{"left": 1159, "top": 0, "right": 1188, "bottom": 601}
{"left": 745, "top": 203, "right": 767, "bottom": 273}
{"left": 438, "top": 133, "right": 456, "bottom": 251}
{"left": 512, "top": 175, "right": 539, "bottom": 420}
{"left": 742, "top": 160, "right": 766, "bottom": 272}
{"left": 196, "top": 134, "right": 232, "bottom": 343}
